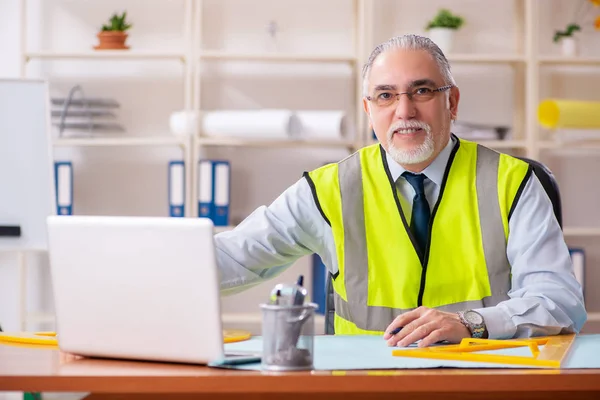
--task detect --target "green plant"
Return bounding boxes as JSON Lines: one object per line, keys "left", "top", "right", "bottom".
{"left": 425, "top": 9, "right": 465, "bottom": 30}
{"left": 101, "top": 11, "right": 132, "bottom": 32}
{"left": 553, "top": 23, "right": 581, "bottom": 42}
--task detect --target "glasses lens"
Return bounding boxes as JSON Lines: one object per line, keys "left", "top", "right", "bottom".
{"left": 373, "top": 93, "right": 396, "bottom": 107}
{"left": 412, "top": 88, "right": 435, "bottom": 102}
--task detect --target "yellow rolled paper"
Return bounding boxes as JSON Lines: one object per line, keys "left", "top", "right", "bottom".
{"left": 538, "top": 99, "right": 600, "bottom": 129}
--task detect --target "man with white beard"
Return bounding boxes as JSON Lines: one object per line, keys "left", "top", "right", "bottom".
{"left": 214, "top": 34, "right": 587, "bottom": 347}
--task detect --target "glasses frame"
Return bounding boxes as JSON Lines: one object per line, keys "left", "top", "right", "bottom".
{"left": 366, "top": 84, "right": 454, "bottom": 106}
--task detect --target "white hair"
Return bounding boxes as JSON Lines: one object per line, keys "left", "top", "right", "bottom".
{"left": 362, "top": 34, "right": 456, "bottom": 98}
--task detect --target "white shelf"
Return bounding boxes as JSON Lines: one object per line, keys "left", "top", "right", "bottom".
{"left": 222, "top": 312, "right": 326, "bottom": 333}
{"left": 539, "top": 140, "right": 600, "bottom": 150}
{"left": 539, "top": 56, "right": 600, "bottom": 65}
{"left": 199, "top": 51, "right": 357, "bottom": 64}
{"left": 214, "top": 225, "right": 235, "bottom": 234}
{"left": 26, "top": 312, "right": 55, "bottom": 324}
{"left": 0, "top": 247, "right": 46, "bottom": 253}
{"left": 25, "top": 51, "right": 186, "bottom": 62}
{"left": 446, "top": 54, "right": 525, "bottom": 63}
{"left": 197, "top": 136, "right": 357, "bottom": 149}
{"left": 53, "top": 136, "right": 186, "bottom": 147}
{"left": 563, "top": 227, "right": 600, "bottom": 237}
{"left": 478, "top": 140, "right": 527, "bottom": 148}
{"left": 588, "top": 313, "right": 600, "bottom": 322}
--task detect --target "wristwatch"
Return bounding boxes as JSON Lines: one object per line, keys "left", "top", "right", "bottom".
{"left": 457, "top": 310, "right": 488, "bottom": 339}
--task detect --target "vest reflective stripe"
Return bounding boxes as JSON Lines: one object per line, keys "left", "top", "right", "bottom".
{"left": 476, "top": 145, "right": 511, "bottom": 307}
{"left": 334, "top": 143, "right": 512, "bottom": 333}
{"left": 337, "top": 153, "right": 370, "bottom": 327}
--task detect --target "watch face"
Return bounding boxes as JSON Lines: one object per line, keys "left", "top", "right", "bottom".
{"left": 464, "top": 311, "right": 483, "bottom": 325}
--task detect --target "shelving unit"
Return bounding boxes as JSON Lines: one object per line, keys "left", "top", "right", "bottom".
{"left": 538, "top": 56, "right": 600, "bottom": 65}
{"left": 14, "top": 0, "right": 196, "bottom": 330}
{"left": 563, "top": 228, "right": 600, "bottom": 237}
{"left": 446, "top": 54, "right": 526, "bottom": 64}
{"left": 198, "top": 51, "right": 358, "bottom": 64}
{"left": 8, "top": 0, "right": 599, "bottom": 332}
{"left": 196, "top": 137, "right": 357, "bottom": 149}
{"left": 53, "top": 136, "right": 189, "bottom": 147}
{"left": 24, "top": 51, "right": 187, "bottom": 62}
{"left": 189, "top": 0, "right": 369, "bottom": 220}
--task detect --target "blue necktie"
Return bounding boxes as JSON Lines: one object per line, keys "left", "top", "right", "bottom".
{"left": 402, "top": 171, "right": 431, "bottom": 256}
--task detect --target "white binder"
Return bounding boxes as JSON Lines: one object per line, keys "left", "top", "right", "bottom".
{"left": 55, "top": 161, "right": 73, "bottom": 215}
{"left": 198, "top": 160, "right": 214, "bottom": 219}
{"left": 168, "top": 161, "right": 185, "bottom": 217}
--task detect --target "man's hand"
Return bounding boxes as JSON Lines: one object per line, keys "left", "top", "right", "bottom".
{"left": 383, "top": 306, "right": 471, "bottom": 348}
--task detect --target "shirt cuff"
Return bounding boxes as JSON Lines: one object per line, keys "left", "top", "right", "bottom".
{"left": 473, "top": 306, "right": 517, "bottom": 339}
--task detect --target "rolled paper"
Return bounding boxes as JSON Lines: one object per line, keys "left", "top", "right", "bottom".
{"left": 538, "top": 99, "right": 600, "bottom": 129}
{"left": 295, "top": 110, "right": 347, "bottom": 139}
{"left": 201, "top": 109, "right": 296, "bottom": 138}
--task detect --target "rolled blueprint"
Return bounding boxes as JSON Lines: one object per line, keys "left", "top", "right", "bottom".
{"left": 538, "top": 99, "right": 600, "bottom": 129}
{"left": 201, "top": 109, "right": 297, "bottom": 138}
{"left": 295, "top": 110, "right": 347, "bottom": 139}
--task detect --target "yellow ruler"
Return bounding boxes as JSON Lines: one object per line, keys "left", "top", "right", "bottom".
{"left": 392, "top": 334, "right": 576, "bottom": 368}
{"left": 0, "top": 329, "right": 252, "bottom": 348}
{"left": 223, "top": 329, "right": 252, "bottom": 343}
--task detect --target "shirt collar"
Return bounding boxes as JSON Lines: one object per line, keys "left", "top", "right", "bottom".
{"left": 385, "top": 135, "right": 456, "bottom": 187}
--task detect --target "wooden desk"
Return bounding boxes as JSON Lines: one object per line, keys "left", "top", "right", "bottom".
{"left": 1, "top": 344, "right": 600, "bottom": 400}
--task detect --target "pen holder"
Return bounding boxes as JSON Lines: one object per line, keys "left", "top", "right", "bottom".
{"left": 260, "top": 302, "right": 317, "bottom": 371}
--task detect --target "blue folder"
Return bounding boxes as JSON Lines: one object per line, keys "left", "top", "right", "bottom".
{"left": 212, "top": 160, "right": 230, "bottom": 226}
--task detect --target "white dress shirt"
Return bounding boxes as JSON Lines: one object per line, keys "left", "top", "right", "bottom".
{"left": 215, "top": 136, "right": 587, "bottom": 339}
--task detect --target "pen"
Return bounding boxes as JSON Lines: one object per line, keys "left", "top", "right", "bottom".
{"left": 389, "top": 326, "right": 403, "bottom": 335}
{"left": 293, "top": 275, "right": 306, "bottom": 306}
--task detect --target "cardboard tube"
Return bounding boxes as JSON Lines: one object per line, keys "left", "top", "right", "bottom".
{"left": 538, "top": 99, "right": 600, "bottom": 129}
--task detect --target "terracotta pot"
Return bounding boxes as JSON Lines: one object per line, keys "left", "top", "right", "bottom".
{"left": 94, "top": 31, "right": 129, "bottom": 50}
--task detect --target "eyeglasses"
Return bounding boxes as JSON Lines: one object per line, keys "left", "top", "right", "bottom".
{"left": 366, "top": 85, "right": 453, "bottom": 108}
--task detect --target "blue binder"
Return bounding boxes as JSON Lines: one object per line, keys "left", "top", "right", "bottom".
{"left": 54, "top": 161, "right": 73, "bottom": 215}
{"left": 312, "top": 254, "right": 327, "bottom": 315}
{"left": 197, "top": 160, "right": 214, "bottom": 219}
{"left": 168, "top": 160, "right": 185, "bottom": 217}
{"left": 212, "top": 160, "right": 230, "bottom": 226}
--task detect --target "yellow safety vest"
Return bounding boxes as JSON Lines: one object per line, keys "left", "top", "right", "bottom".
{"left": 305, "top": 137, "right": 531, "bottom": 335}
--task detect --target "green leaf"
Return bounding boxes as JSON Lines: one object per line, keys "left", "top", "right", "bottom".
{"left": 425, "top": 8, "right": 464, "bottom": 30}
{"left": 553, "top": 23, "right": 580, "bottom": 42}
{"left": 101, "top": 10, "right": 131, "bottom": 31}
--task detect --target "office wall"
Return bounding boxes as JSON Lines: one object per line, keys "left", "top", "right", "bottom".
{"left": 0, "top": 0, "right": 598, "bottom": 334}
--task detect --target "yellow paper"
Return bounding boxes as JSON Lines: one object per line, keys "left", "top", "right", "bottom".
{"left": 538, "top": 99, "right": 600, "bottom": 129}
{"left": 0, "top": 329, "right": 251, "bottom": 348}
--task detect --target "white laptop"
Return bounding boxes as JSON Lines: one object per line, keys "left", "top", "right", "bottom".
{"left": 46, "top": 215, "right": 259, "bottom": 365}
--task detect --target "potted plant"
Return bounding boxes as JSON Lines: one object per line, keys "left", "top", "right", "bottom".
{"left": 94, "top": 12, "right": 132, "bottom": 50}
{"left": 425, "top": 9, "right": 465, "bottom": 54}
{"left": 552, "top": 0, "right": 600, "bottom": 57}
{"left": 553, "top": 23, "right": 581, "bottom": 56}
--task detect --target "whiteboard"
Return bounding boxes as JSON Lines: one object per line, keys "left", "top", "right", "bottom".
{"left": 0, "top": 79, "right": 56, "bottom": 251}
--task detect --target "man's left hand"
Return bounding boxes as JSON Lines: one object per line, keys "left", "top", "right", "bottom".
{"left": 383, "top": 306, "right": 471, "bottom": 348}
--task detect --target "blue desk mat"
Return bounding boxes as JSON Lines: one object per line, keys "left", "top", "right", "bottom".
{"left": 213, "top": 334, "right": 600, "bottom": 370}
